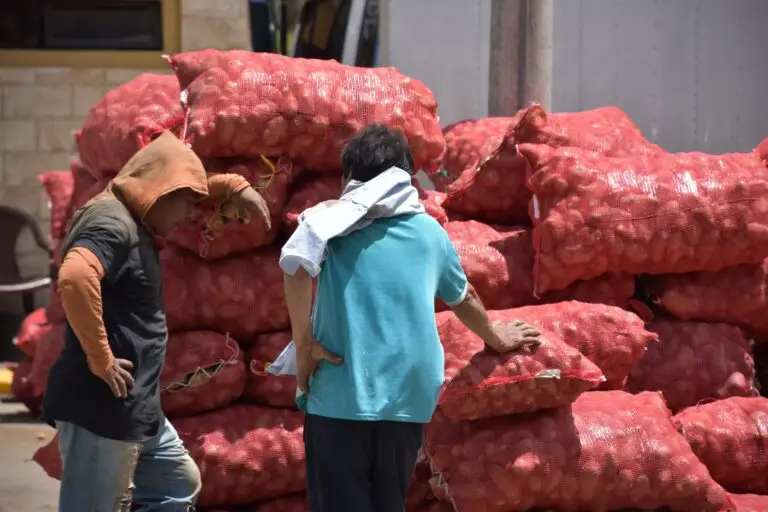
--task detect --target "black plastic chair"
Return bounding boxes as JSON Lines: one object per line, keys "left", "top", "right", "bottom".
{"left": 0, "top": 205, "right": 53, "bottom": 315}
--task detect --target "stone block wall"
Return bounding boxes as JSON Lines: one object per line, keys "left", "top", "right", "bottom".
{"left": 0, "top": 0, "right": 251, "bottom": 313}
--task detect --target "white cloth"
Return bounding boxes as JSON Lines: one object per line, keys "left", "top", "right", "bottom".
{"left": 269, "top": 167, "right": 424, "bottom": 378}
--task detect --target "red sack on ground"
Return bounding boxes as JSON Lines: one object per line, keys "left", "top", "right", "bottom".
{"left": 256, "top": 494, "right": 308, "bottom": 512}
{"left": 281, "top": 174, "right": 341, "bottom": 233}
{"left": 13, "top": 308, "right": 48, "bottom": 358}
{"left": 673, "top": 397, "right": 768, "bottom": 495}
{"left": 425, "top": 391, "right": 734, "bottom": 512}
{"left": 436, "top": 309, "right": 604, "bottom": 420}
{"left": 160, "top": 331, "right": 246, "bottom": 418}
{"left": 173, "top": 404, "right": 305, "bottom": 506}
{"left": 441, "top": 105, "right": 663, "bottom": 224}
{"left": 29, "top": 323, "right": 66, "bottom": 396}
{"left": 166, "top": 158, "right": 298, "bottom": 260}
{"left": 509, "top": 301, "right": 655, "bottom": 390}
{"left": 521, "top": 143, "right": 768, "bottom": 294}
{"left": 440, "top": 221, "right": 635, "bottom": 311}
{"left": 648, "top": 262, "right": 768, "bottom": 341}
{"left": 730, "top": 494, "right": 768, "bottom": 512}
{"left": 627, "top": 322, "right": 758, "bottom": 411}
{"left": 39, "top": 170, "right": 74, "bottom": 241}
{"left": 169, "top": 50, "right": 445, "bottom": 173}
{"left": 11, "top": 358, "right": 42, "bottom": 416}
{"left": 77, "top": 73, "right": 184, "bottom": 177}
{"left": 162, "top": 244, "right": 288, "bottom": 340}
{"left": 243, "top": 331, "right": 296, "bottom": 409}
{"left": 33, "top": 434, "right": 62, "bottom": 480}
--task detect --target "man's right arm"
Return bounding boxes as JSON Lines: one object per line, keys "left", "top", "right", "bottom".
{"left": 436, "top": 232, "right": 540, "bottom": 352}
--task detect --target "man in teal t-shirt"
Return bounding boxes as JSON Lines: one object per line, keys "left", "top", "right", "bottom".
{"left": 281, "top": 124, "right": 541, "bottom": 512}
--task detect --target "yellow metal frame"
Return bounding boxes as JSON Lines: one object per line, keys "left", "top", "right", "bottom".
{"left": 0, "top": 0, "right": 181, "bottom": 68}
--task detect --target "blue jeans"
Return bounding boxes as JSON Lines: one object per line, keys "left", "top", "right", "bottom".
{"left": 56, "top": 419, "right": 201, "bottom": 512}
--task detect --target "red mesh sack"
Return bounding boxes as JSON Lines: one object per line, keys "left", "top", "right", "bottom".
{"left": 46, "top": 286, "right": 66, "bottom": 324}
{"left": 13, "top": 307, "right": 48, "bottom": 358}
{"left": 243, "top": 331, "right": 296, "bottom": 409}
{"left": 521, "top": 143, "right": 768, "bottom": 294}
{"left": 161, "top": 244, "right": 288, "bottom": 340}
{"left": 440, "top": 220, "right": 635, "bottom": 311}
{"left": 436, "top": 309, "right": 604, "bottom": 420}
{"left": 627, "top": 322, "right": 758, "bottom": 411}
{"left": 281, "top": 174, "right": 341, "bottom": 233}
{"left": 672, "top": 397, "right": 768, "bottom": 495}
{"left": 406, "top": 454, "right": 436, "bottom": 511}
{"left": 173, "top": 404, "right": 305, "bottom": 506}
{"left": 425, "top": 391, "right": 734, "bottom": 512}
{"left": 419, "top": 189, "right": 448, "bottom": 225}
{"left": 256, "top": 494, "right": 308, "bottom": 512}
{"left": 166, "top": 157, "right": 299, "bottom": 260}
{"left": 160, "top": 331, "right": 246, "bottom": 418}
{"left": 72, "top": 176, "right": 110, "bottom": 212}
{"left": 39, "top": 170, "right": 74, "bottom": 241}
{"left": 169, "top": 50, "right": 444, "bottom": 173}
{"left": 730, "top": 494, "right": 768, "bottom": 512}
{"left": 440, "top": 105, "right": 663, "bottom": 224}
{"left": 33, "top": 434, "right": 62, "bottom": 480}
{"left": 648, "top": 262, "right": 768, "bottom": 341}
{"left": 77, "top": 73, "right": 184, "bottom": 177}
{"left": 509, "top": 301, "right": 655, "bottom": 390}
{"left": 29, "top": 322, "right": 66, "bottom": 396}
{"left": 11, "top": 358, "right": 42, "bottom": 416}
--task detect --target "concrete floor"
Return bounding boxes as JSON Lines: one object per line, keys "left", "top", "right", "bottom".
{"left": 0, "top": 401, "right": 59, "bottom": 512}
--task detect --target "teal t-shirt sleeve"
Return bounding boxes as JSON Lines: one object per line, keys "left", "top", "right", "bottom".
{"left": 436, "top": 232, "right": 469, "bottom": 307}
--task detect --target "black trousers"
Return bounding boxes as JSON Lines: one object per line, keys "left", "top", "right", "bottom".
{"left": 304, "top": 414, "right": 424, "bottom": 512}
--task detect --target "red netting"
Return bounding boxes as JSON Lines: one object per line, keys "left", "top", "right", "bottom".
{"left": 407, "top": 455, "right": 437, "bottom": 511}
{"left": 627, "top": 322, "right": 758, "bottom": 411}
{"left": 161, "top": 244, "right": 288, "bottom": 340}
{"left": 440, "top": 105, "right": 663, "bottom": 225}
{"left": 648, "top": 262, "right": 768, "bottom": 341}
{"left": 256, "top": 494, "right": 308, "bottom": 512}
{"left": 13, "top": 307, "right": 48, "bottom": 358}
{"left": 160, "top": 331, "right": 246, "bottom": 418}
{"left": 436, "top": 310, "right": 604, "bottom": 420}
{"left": 521, "top": 143, "right": 768, "bottom": 294}
{"left": 281, "top": 174, "right": 341, "bottom": 233}
{"left": 509, "top": 301, "right": 655, "bottom": 390}
{"left": 419, "top": 189, "right": 448, "bottom": 225}
{"left": 11, "top": 358, "right": 41, "bottom": 416}
{"left": 243, "top": 331, "right": 296, "bottom": 409}
{"left": 29, "top": 322, "right": 66, "bottom": 396}
{"left": 173, "top": 404, "right": 305, "bottom": 506}
{"left": 77, "top": 73, "right": 184, "bottom": 177}
{"left": 71, "top": 176, "right": 110, "bottom": 213}
{"left": 46, "top": 287, "right": 66, "bottom": 324}
{"left": 730, "top": 493, "right": 768, "bottom": 512}
{"left": 169, "top": 50, "right": 444, "bottom": 173}
{"left": 673, "top": 397, "right": 768, "bottom": 495}
{"left": 38, "top": 170, "right": 74, "bottom": 242}
{"left": 439, "top": 220, "right": 635, "bottom": 311}
{"left": 166, "top": 158, "right": 299, "bottom": 260}
{"left": 425, "top": 391, "right": 734, "bottom": 512}
{"left": 33, "top": 434, "right": 62, "bottom": 480}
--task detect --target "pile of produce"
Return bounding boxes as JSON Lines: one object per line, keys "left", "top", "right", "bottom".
{"left": 15, "top": 49, "right": 768, "bottom": 511}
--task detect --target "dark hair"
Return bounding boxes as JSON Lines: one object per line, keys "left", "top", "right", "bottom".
{"left": 341, "top": 124, "right": 414, "bottom": 183}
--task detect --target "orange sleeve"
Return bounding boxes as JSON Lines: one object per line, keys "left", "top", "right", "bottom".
{"left": 206, "top": 173, "right": 251, "bottom": 201}
{"left": 57, "top": 247, "right": 114, "bottom": 375}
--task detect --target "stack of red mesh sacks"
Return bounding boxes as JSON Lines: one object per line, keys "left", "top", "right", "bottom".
{"left": 28, "top": 50, "right": 448, "bottom": 511}
{"left": 409, "top": 104, "right": 768, "bottom": 511}
{"left": 10, "top": 167, "right": 75, "bottom": 416}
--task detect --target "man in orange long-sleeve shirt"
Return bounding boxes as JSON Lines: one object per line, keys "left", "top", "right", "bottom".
{"left": 41, "top": 132, "right": 271, "bottom": 512}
